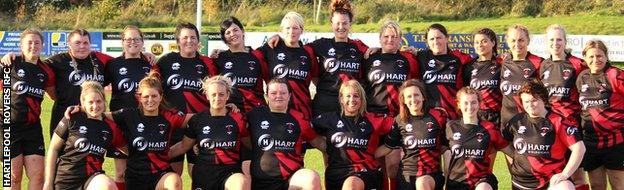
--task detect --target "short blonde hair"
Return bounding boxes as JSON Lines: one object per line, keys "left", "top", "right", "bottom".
{"left": 339, "top": 80, "right": 367, "bottom": 116}
{"left": 506, "top": 24, "right": 530, "bottom": 42}
{"left": 202, "top": 75, "right": 233, "bottom": 95}
{"left": 281, "top": 11, "right": 304, "bottom": 30}
{"left": 546, "top": 24, "right": 567, "bottom": 41}
{"left": 379, "top": 20, "right": 402, "bottom": 38}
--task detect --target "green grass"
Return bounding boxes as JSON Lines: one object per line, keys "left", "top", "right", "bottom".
{"left": 100, "top": 15, "right": 624, "bottom": 35}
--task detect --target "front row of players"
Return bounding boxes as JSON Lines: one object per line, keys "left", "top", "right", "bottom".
{"left": 52, "top": 70, "right": 584, "bottom": 190}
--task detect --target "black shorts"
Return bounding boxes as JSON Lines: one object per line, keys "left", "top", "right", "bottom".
{"left": 251, "top": 177, "right": 289, "bottom": 190}
{"left": 446, "top": 173, "right": 498, "bottom": 190}
{"left": 9, "top": 122, "right": 45, "bottom": 159}
{"left": 398, "top": 171, "right": 445, "bottom": 190}
{"left": 583, "top": 142, "right": 624, "bottom": 171}
{"left": 170, "top": 128, "right": 197, "bottom": 164}
{"left": 54, "top": 170, "right": 104, "bottom": 190}
{"left": 125, "top": 168, "right": 173, "bottom": 190}
{"left": 192, "top": 164, "right": 243, "bottom": 190}
{"left": 478, "top": 110, "right": 501, "bottom": 128}
{"left": 325, "top": 168, "right": 382, "bottom": 190}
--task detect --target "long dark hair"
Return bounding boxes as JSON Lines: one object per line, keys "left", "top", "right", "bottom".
{"left": 397, "top": 79, "right": 430, "bottom": 125}
{"left": 473, "top": 27, "right": 498, "bottom": 57}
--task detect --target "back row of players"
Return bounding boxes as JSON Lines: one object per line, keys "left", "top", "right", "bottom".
{"left": 3, "top": 3, "right": 624, "bottom": 190}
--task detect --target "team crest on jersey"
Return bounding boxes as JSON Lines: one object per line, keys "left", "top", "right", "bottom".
{"left": 328, "top": 48, "right": 336, "bottom": 56}
{"left": 137, "top": 123, "right": 145, "bottom": 133}
{"left": 299, "top": 55, "right": 308, "bottom": 65}
{"left": 119, "top": 67, "right": 128, "bottom": 75}
{"left": 248, "top": 61, "right": 256, "bottom": 70}
{"left": 490, "top": 65, "right": 498, "bottom": 74}
{"left": 17, "top": 69, "right": 25, "bottom": 78}
{"left": 523, "top": 68, "right": 531, "bottom": 78}
{"left": 349, "top": 48, "right": 357, "bottom": 58}
{"left": 37, "top": 73, "right": 45, "bottom": 82}
{"left": 518, "top": 126, "right": 526, "bottom": 134}
{"left": 202, "top": 126, "right": 211, "bottom": 134}
{"left": 540, "top": 127, "right": 550, "bottom": 136}
{"left": 598, "top": 83, "right": 607, "bottom": 93}
{"left": 285, "top": 122, "right": 295, "bottom": 133}
{"left": 476, "top": 132, "right": 484, "bottom": 143}
{"left": 428, "top": 59, "right": 436, "bottom": 68}
{"left": 225, "top": 62, "right": 233, "bottom": 69}
{"left": 172, "top": 62, "right": 181, "bottom": 71}
{"left": 260, "top": 121, "right": 269, "bottom": 130}
{"left": 196, "top": 65, "right": 205, "bottom": 74}
{"left": 277, "top": 53, "right": 286, "bottom": 61}
{"left": 79, "top": 126, "right": 88, "bottom": 134}
{"left": 562, "top": 69, "right": 571, "bottom": 80}
{"left": 142, "top": 66, "right": 151, "bottom": 73}
{"left": 158, "top": 124, "right": 166, "bottom": 134}
{"left": 452, "top": 132, "right": 461, "bottom": 140}
{"left": 542, "top": 70, "right": 551, "bottom": 80}
{"left": 405, "top": 124, "right": 413, "bottom": 132}
{"left": 336, "top": 120, "right": 344, "bottom": 128}
{"left": 449, "top": 65, "right": 455, "bottom": 70}
{"left": 471, "top": 69, "right": 478, "bottom": 76}
{"left": 503, "top": 69, "right": 511, "bottom": 78}
{"left": 426, "top": 122, "right": 434, "bottom": 132}
{"left": 225, "top": 125, "right": 234, "bottom": 135}
{"left": 372, "top": 60, "right": 381, "bottom": 67}
{"left": 566, "top": 126, "right": 578, "bottom": 136}
{"left": 396, "top": 60, "right": 405, "bottom": 68}
{"left": 581, "top": 84, "right": 589, "bottom": 92}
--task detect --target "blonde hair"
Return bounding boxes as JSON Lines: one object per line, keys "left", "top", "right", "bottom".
{"left": 137, "top": 71, "right": 171, "bottom": 111}
{"left": 202, "top": 75, "right": 233, "bottom": 95}
{"left": 506, "top": 24, "right": 530, "bottom": 42}
{"left": 20, "top": 28, "right": 44, "bottom": 43}
{"left": 281, "top": 11, "right": 304, "bottom": 30}
{"left": 338, "top": 80, "right": 367, "bottom": 116}
{"left": 380, "top": 20, "right": 402, "bottom": 38}
{"left": 121, "top": 25, "right": 144, "bottom": 41}
{"left": 546, "top": 24, "right": 567, "bottom": 41}
{"left": 80, "top": 81, "right": 106, "bottom": 108}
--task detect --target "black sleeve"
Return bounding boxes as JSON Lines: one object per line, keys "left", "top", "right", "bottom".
{"left": 184, "top": 115, "right": 198, "bottom": 139}
{"left": 502, "top": 121, "right": 514, "bottom": 142}
{"left": 384, "top": 121, "right": 403, "bottom": 148}
{"left": 111, "top": 109, "right": 128, "bottom": 132}
{"left": 54, "top": 117, "right": 72, "bottom": 140}
{"left": 311, "top": 114, "right": 327, "bottom": 136}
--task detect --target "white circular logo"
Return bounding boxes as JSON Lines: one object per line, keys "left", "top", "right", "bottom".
{"left": 423, "top": 70, "right": 437, "bottom": 84}
{"left": 368, "top": 69, "right": 385, "bottom": 85}
{"left": 223, "top": 72, "right": 237, "bottom": 86}
{"left": 167, "top": 74, "right": 183, "bottom": 90}
{"left": 273, "top": 64, "right": 289, "bottom": 79}
{"left": 330, "top": 132, "right": 348, "bottom": 148}
{"left": 74, "top": 138, "right": 90, "bottom": 152}
{"left": 258, "top": 134, "right": 274, "bottom": 151}
{"left": 470, "top": 78, "right": 481, "bottom": 89}
{"left": 324, "top": 58, "right": 339, "bottom": 73}
{"left": 451, "top": 144, "right": 464, "bottom": 158}
{"left": 199, "top": 138, "right": 215, "bottom": 149}
{"left": 513, "top": 138, "right": 527, "bottom": 154}
{"left": 500, "top": 80, "right": 513, "bottom": 95}
{"left": 12, "top": 81, "right": 28, "bottom": 95}
{"left": 132, "top": 137, "right": 148, "bottom": 151}
{"left": 68, "top": 70, "right": 86, "bottom": 86}
{"left": 118, "top": 78, "right": 135, "bottom": 93}
{"left": 403, "top": 135, "right": 418, "bottom": 149}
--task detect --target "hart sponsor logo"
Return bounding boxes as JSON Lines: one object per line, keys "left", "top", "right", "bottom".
{"left": 500, "top": 80, "right": 522, "bottom": 95}
{"left": 273, "top": 64, "right": 308, "bottom": 79}
{"left": 403, "top": 135, "right": 436, "bottom": 149}
{"left": 199, "top": 138, "right": 237, "bottom": 149}
{"left": 547, "top": 86, "right": 571, "bottom": 97}
{"left": 330, "top": 132, "right": 369, "bottom": 148}
{"left": 451, "top": 144, "right": 485, "bottom": 159}
{"left": 117, "top": 78, "right": 138, "bottom": 93}
{"left": 223, "top": 72, "right": 257, "bottom": 87}
{"left": 513, "top": 138, "right": 551, "bottom": 155}
{"left": 68, "top": 71, "right": 104, "bottom": 85}
{"left": 323, "top": 58, "right": 359, "bottom": 73}
{"left": 166, "top": 74, "right": 202, "bottom": 90}
{"left": 423, "top": 70, "right": 456, "bottom": 84}
{"left": 12, "top": 81, "right": 45, "bottom": 97}
{"left": 74, "top": 138, "right": 106, "bottom": 154}
{"left": 470, "top": 78, "right": 498, "bottom": 89}
{"left": 257, "top": 134, "right": 296, "bottom": 151}
{"left": 579, "top": 96, "right": 609, "bottom": 109}
{"left": 132, "top": 137, "right": 167, "bottom": 151}
{"left": 368, "top": 69, "right": 406, "bottom": 84}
